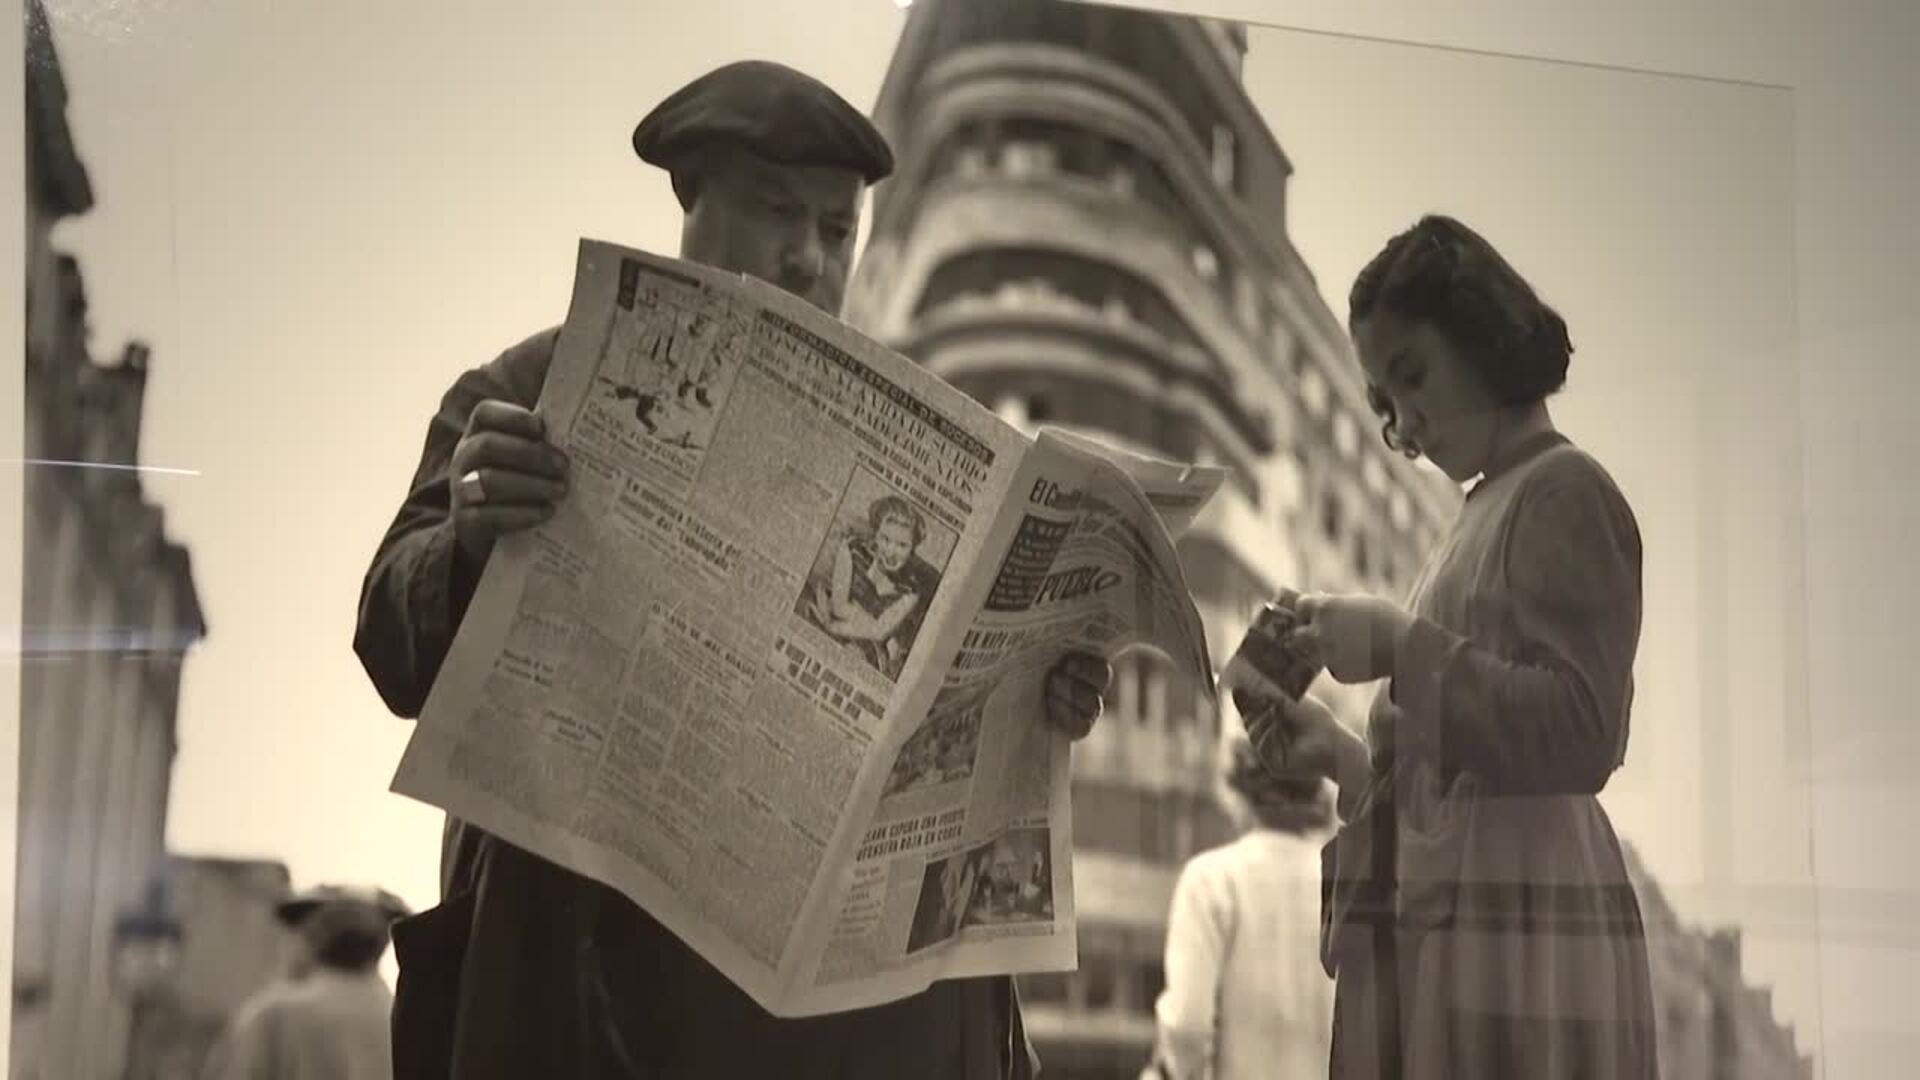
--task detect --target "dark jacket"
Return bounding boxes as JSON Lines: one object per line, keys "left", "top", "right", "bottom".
{"left": 355, "top": 327, "right": 1039, "bottom": 1079}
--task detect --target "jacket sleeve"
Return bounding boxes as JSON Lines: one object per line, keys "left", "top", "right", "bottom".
{"left": 352, "top": 329, "right": 558, "bottom": 718}
{"left": 198, "top": 1000, "right": 275, "bottom": 1080}
{"left": 1152, "top": 855, "right": 1229, "bottom": 1078}
{"left": 1392, "top": 459, "right": 1644, "bottom": 796}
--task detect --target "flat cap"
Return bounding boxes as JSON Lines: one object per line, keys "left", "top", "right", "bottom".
{"left": 633, "top": 60, "right": 893, "bottom": 185}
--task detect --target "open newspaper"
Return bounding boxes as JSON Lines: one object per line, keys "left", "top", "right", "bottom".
{"left": 391, "top": 239, "right": 1227, "bottom": 1017}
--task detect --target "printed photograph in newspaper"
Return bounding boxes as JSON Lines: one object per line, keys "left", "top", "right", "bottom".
{"left": 595, "top": 267, "right": 740, "bottom": 453}
{"left": 880, "top": 686, "right": 987, "bottom": 799}
{"left": 962, "top": 827, "right": 1054, "bottom": 930}
{"left": 797, "top": 466, "right": 958, "bottom": 681}
{"left": 905, "top": 841, "right": 994, "bottom": 954}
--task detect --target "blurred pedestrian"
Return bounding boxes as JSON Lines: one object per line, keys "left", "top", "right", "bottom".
{"left": 1147, "top": 733, "right": 1336, "bottom": 1079}
{"left": 201, "top": 885, "right": 410, "bottom": 1080}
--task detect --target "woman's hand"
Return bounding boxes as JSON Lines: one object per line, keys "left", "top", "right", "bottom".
{"left": 1289, "top": 592, "right": 1415, "bottom": 684}
{"left": 1233, "top": 685, "right": 1343, "bottom": 782}
{"left": 1233, "top": 685, "right": 1370, "bottom": 815}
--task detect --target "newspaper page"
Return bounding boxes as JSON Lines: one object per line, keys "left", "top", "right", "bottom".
{"left": 390, "top": 239, "right": 1223, "bottom": 1018}
{"left": 794, "top": 428, "right": 1224, "bottom": 1012}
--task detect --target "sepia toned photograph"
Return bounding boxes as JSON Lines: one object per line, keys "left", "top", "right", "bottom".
{"left": 17, "top": 0, "right": 1907, "bottom": 1076}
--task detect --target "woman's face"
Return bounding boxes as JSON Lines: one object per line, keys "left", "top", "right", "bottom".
{"left": 1352, "top": 309, "right": 1502, "bottom": 483}
{"left": 874, "top": 515, "right": 917, "bottom": 572}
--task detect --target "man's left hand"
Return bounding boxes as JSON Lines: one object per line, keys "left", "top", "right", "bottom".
{"left": 1044, "top": 651, "right": 1112, "bottom": 741}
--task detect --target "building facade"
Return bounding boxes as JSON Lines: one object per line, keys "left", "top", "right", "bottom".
{"left": 15, "top": 4, "right": 208, "bottom": 1077}
{"left": 847, "top": 2, "right": 1457, "bottom": 1073}
{"left": 1622, "top": 844, "right": 1818, "bottom": 1080}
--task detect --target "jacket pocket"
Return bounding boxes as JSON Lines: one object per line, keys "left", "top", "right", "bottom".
{"left": 1395, "top": 762, "right": 1478, "bottom": 933}
{"left": 390, "top": 888, "right": 480, "bottom": 1080}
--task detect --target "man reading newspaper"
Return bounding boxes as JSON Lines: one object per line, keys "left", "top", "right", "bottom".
{"left": 353, "top": 61, "right": 1111, "bottom": 1080}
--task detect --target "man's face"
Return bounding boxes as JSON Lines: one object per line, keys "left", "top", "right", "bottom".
{"left": 989, "top": 843, "right": 1020, "bottom": 888}
{"left": 874, "top": 515, "right": 916, "bottom": 573}
{"left": 680, "top": 144, "right": 864, "bottom": 315}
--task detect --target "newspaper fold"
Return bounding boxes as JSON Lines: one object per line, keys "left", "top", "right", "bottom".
{"left": 391, "top": 240, "right": 1226, "bottom": 1017}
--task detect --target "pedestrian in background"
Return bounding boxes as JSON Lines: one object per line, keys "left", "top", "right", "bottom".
{"left": 1147, "top": 733, "right": 1336, "bottom": 1079}
{"left": 201, "top": 885, "right": 409, "bottom": 1080}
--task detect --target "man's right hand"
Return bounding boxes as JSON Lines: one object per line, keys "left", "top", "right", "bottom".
{"left": 448, "top": 399, "right": 570, "bottom": 561}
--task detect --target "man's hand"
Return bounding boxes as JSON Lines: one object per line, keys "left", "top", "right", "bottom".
{"left": 1286, "top": 592, "right": 1415, "bottom": 685}
{"left": 449, "top": 400, "right": 571, "bottom": 561}
{"left": 1044, "top": 651, "right": 1112, "bottom": 741}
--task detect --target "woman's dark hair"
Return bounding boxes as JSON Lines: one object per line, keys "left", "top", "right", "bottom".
{"left": 1349, "top": 215, "right": 1573, "bottom": 454}
{"left": 313, "top": 926, "right": 392, "bottom": 973}
{"left": 1224, "top": 735, "right": 1333, "bottom": 834}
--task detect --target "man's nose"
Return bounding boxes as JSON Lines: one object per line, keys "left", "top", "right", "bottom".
{"left": 781, "top": 225, "right": 825, "bottom": 285}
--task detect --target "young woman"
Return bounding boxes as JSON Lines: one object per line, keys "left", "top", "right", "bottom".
{"left": 1241, "top": 215, "right": 1660, "bottom": 1079}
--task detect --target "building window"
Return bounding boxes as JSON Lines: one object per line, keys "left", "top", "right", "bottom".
{"left": 1136, "top": 959, "right": 1166, "bottom": 1013}
{"left": 1018, "top": 972, "right": 1071, "bottom": 1006}
{"left": 1082, "top": 953, "right": 1118, "bottom": 1011}
{"left": 1391, "top": 490, "right": 1412, "bottom": 531}
{"left": 1267, "top": 450, "right": 1302, "bottom": 513}
{"left": 1268, "top": 320, "right": 1291, "bottom": 366}
{"left": 1334, "top": 411, "right": 1359, "bottom": 459}
{"left": 1301, "top": 366, "right": 1329, "bottom": 417}
{"left": 955, "top": 145, "right": 989, "bottom": 177}
{"left": 1322, "top": 493, "right": 1343, "bottom": 542}
{"left": 1027, "top": 395, "right": 1053, "bottom": 424}
{"left": 1001, "top": 141, "right": 1056, "bottom": 177}
{"left": 1355, "top": 532, "right": 1372, "bottom": 579}
{"left": 1210, "top": 124, "right": 1236, "bottom": 189}
{"left": 1234, "top": 278, "right": 1261, "bottom": 336}
{"left": 1141, "top": 659, "right": 1167, "bottom": 729}
{"left": 1191, "top": 244, "right": 1220, "bottom": 282}
{"left": 1114, "top": 654, "right": 1140, "bottom": 724}
{"left": 1363, "top": 454, "right": 1388, "bottom": 496}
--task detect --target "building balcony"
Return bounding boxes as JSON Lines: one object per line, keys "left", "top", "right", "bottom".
{"left": 872, "top": 17, "right": 1309, "bottom": 315}
{"left": 874, "top": 173, "right": 1278, "bottom": 427}
{"left": 1020, "top": 1006, "right": 1157, "bottom": 1072}
{"left": 902, "top": 44, "right": 1217, "bottom": 204}
{"left": 1181, "top": 477, "right": 1301, "bottom": 599}
{"left": 1072, "top": 706, "right": 1218, "bottom": 798}
{"left": 902, "top": 292, "right": 1273, "bottom": 479}
{"left": 872, "top": 66, "right": 1290, "bottom": 367}
{"left": 1071, "top": 850, "right": 1181, "bottom": 932}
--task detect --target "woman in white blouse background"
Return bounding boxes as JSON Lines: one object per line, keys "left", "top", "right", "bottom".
{"left": 1148, "top": 734, "right": 1337, "bottom": 1079}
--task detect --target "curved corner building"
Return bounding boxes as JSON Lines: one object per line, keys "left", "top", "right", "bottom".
{"left": 846, "top": 2, "right": 1458, "bottom": 1074}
